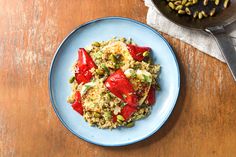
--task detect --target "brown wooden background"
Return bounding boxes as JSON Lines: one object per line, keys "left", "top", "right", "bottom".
{"left": 0, "top": 0, "right": 236, "bottom": 156}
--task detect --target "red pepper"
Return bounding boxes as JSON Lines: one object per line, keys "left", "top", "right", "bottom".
{"left": 104, "top": 69, "right": 138, "bottom": 107}
{"left": 72, "top": 91, "right": 83, "bottom": 115}
{"left": 127, "top": 44, "right": 151, "bottom": 61}
{"left": 75, "top": 91, "right": 81, "bottom": 102}
{"left": 75, "top": 48, "right": 97, "bottom": 84}
{"left": 146, "top": 86, "right": 156, "bottom": 105}
{"left": 121, "top": 105, "right": 137, "bottom": 121}
{"left": 72, "top": 101, "right": 83, "bottom": 115}
{"left": 112, "top": 115, "right": 117, "bottom": 123}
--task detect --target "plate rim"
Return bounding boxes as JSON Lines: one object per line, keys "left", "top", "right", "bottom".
{"left": 48, "top": 16, "right": 180, "bottom": 147}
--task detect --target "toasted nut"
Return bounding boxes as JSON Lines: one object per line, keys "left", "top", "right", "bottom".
{"left": 193, "top": 0, "right": 198, "bottom": 4}
{"left": 198, "top": 12, "right": 203, "bottom": 19}
{"left": 175, "top": 5, "right": 183, "bottom": 11}
{"left": 178, "top": 10, "right": 186, "bottom": 14}
{"left": 210, "top": 8, "right": 216, "bottom": 16}
{"left": 203, "top": 0, "right": 208, "bottom": 6}
{"left": 182, "top": 0, "right": 187, "bottom": 5}
{"left": 215, "top": 0, "right": 220, "bottom": 5}
{"left": 201, "top": 11, "right": 208, "bottom": 17}
{"left": 174, "top": 1, "right": 182, "bottom": 5}
{"left": 94, "top": 112, "right": 101, "bottom": 118}
{"left": 168, "top": 2, "right": 175, "bottom": 9}
{"left": 224, "top": 0, "right": 229, "bottom": 8}
{"left": 185, "top": 7, "right": 191, "bottom": 15}
{"left": 185, "top": 2, "right": 192, "bottom": 7}
{"left": 193, "top": 11, "right": 199, "bottom": 18}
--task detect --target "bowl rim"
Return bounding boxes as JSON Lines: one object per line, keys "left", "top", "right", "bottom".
{"left": 48, "top": 16, "right": 180, "bottom": 147}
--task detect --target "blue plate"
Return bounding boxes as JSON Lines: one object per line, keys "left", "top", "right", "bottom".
{"left": 49, "top": 17, "right": 180, "bottom": 146}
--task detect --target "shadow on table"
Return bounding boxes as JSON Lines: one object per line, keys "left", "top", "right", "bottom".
{"left": 104, "top": 48, "right": 187, "bottom": 150}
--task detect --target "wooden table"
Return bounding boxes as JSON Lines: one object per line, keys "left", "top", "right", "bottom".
{"left": 0, "top": 0, "right": 236, "bottom": 156}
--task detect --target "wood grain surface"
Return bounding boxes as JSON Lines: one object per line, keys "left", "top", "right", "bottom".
{"left": 0, "top": 0, "right": 236, "bottom": 156}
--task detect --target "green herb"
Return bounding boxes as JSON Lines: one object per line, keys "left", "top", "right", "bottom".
{"left": 156, "top": 82, "right": 161, "bottom": 91}
{"left": 121, "top": 102, "right": 127, "bottom": 107}
{"left": 101, "top": 64, "right": 110, "bottom": 75}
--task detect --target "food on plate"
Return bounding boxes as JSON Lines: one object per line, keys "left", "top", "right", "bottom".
{"left": 166, "top": 0, "right": 230, "bottom": 19}
{"left": 67, "top": 37, "right": 161, "bottom": 129}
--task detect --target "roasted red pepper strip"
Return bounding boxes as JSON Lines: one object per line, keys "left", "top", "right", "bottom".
{"left": 72, "top": 91, "right": 83, "bottom": 115}
{"left": 127, "top": 44, "right": 151, "bottom": 61}
{"left": 121, "top": 105, "right": 137, "bottom": 121}
{"left": 72, "top": 101, "right": 83, "bottom": 115}
{"left": 105, "top": 69, "right": 138, "bottom": 107}
{"left": 75, "top": 48, "right": 97, "bottom": 84}
{"left": 146, "top": 86, "right": 156, "bottom": 105}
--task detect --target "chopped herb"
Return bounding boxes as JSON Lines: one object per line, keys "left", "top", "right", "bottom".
{"left": 156, "top": 82, "right": 161, "bottom": 91}
{"left": 101, "top": 64, "right": 110, "bottom": 75}
{"left": 131, "top": 73, "right": 137, "bottom": 78}
{"left": 121, "top": 102, "right": 127, "bottom": 107}
{"left": 143, "top": 75, "right": 149, "bottom": 83}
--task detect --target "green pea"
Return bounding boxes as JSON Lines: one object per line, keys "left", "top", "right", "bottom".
{"left": 96, "top": 68, "right": 105, "bottom": 75}
{"left": 117, "top": 115, "right": 125, "bottom": 121}
{"left": 69, "top": 76, "right": 75, "bottom": 83}
{"left": 143, "top": 51, "right": 150, "bottom": 57}
{"left": 109, "top": 54, "right": 117, "bottom": 63}
{"left": 126, "top": 121, "right": 135, "bottom": 128}
{"left": 92, "top": 41, "right": 100, "bottom": 47}
{"left": 94, "top": 112, "right": 101, "bottom": 118}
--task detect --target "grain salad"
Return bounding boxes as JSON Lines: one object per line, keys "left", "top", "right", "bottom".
{"left": 67, "top": 37, "right": 161, "bottom": 129}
